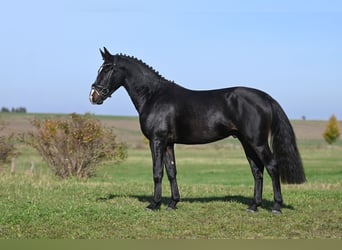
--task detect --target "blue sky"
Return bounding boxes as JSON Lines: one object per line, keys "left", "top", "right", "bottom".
{"left": 1, "top": 0, "right": 341, "bottom": 120}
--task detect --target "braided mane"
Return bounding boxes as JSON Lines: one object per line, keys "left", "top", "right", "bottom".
{"left": 116, "top": 54, "right": 168, "bottom": 81}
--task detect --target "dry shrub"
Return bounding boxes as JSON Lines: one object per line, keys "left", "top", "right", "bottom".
{"left": 26, "top": 113, "right": 127, "bottom": 179}
{"left": 0, "top": 120, "right": 16, "bottom": 164}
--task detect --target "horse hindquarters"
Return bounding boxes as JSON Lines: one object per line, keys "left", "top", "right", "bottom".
{"left": 227, "top": 88, "right": 288, "bottom": 213}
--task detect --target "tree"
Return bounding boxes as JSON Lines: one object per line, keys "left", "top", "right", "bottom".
{"left": 1, "top": 107, "right": 10, "bottom": 112}
{"left": 323, "top": 115, "right": 340, "bottom": 145}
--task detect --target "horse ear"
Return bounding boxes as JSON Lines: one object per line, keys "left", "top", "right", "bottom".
{"left": 100, "top": 48, "right": 105, "bottom": 59}
{"left": 103, "top": 47, "right": 112, "bottom": 56}
{"left": 99, "top": 47, "right": 113, "bottom": 62}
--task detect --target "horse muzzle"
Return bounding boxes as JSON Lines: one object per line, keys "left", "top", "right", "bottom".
{"left": 89, "top": 88, "right": 104, "bottom": 105}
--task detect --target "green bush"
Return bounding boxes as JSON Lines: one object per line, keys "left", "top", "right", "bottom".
{"left": 323, "top": 115, "right": 340, "bottom": 145}
{"left": 26, "top": 113, "right": 127, "bottom": 179}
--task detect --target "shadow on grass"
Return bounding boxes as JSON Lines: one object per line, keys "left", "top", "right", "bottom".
{"left": 96, "top": 194, "right": 294, "bottom": 211}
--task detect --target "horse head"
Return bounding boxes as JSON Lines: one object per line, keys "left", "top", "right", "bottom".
{"left": 89, "top": 47, "right": 125, "bottom": 105}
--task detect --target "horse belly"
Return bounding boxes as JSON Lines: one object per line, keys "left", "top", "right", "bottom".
{"left": 174, "top": 118, "right": 230, "bottom": 144}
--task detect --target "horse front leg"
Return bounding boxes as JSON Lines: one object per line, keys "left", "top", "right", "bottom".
{"left": 146, "top": 139, "right": 165, "bottom": 211}
{"left": 165, "top": 144, "right": 180, "bottom": 210}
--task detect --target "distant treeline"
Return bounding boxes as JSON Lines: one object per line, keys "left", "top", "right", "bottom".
{"left": 1, "top": 107, "right": 27, "bottom": 113}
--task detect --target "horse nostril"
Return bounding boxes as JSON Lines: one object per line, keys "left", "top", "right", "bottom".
{"left": 89, "top": 88, "right": 97, "bottom": 104}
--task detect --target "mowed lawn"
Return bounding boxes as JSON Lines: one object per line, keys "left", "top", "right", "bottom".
{"left": 0, "top": 114, "right": 341, "bottom": 239}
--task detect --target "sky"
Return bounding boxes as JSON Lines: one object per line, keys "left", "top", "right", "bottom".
{"left": 1, "top": 0, "right": 341, "bottom": 120}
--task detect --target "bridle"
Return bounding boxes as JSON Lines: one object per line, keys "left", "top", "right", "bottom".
{"left": 91, "top": 63, "right": 116, "bottom": 100}
{"left": 97, "top": 62, "right": 115, "bottom": 74}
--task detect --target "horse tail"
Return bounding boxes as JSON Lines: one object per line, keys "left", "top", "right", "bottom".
{"left": 271, "top": 101, "right": 306, "bottom": 184}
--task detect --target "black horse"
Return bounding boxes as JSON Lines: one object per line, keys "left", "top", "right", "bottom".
{"left": 90, "top": 47, "right": 306, "bottom": 214}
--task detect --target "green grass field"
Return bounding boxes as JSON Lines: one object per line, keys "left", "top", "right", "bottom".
{"left": 0, "top": 113, "right": 341, "bottom": 239}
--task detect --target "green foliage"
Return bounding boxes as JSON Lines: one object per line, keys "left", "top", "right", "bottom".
{"left": 25, "top": 113, "right": 127, "bottom": 179}
{"left": 323, "top": 115, "right": 340, "bottom": 145}
{"left": 0, "top": 120, "right": 16, "bottom": 163}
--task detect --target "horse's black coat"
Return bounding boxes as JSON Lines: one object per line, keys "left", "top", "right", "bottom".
{"left": 90, "top": 47, "right": 306, "bottom": 213}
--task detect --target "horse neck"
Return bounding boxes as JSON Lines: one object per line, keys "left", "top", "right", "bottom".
{"left": 122, "top": 64, "right": 162, "bottom": 114}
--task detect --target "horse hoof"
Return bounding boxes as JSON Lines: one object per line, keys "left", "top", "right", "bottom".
{"left": 271, "top": 209, "right": 282, "bottom": 215}
{"left": 167, "top": 201, "right": 178, "bottom": 211}
{"left": 246, "top": 204, "right": 258, "bottom": 213}
{"left": 145, "top": 207, "right": 154, "bottom": 212}
{"left": 145, "top": 203, "right": 161, "bottom": 211}
{"left": 246, "top": 208, "right": 258, "bottom": 213}
{"left": 145, "top": 206, "right": 160, "bottom": 212}
{"left": 166, "top": 206, "right": 177, "bottom": 211}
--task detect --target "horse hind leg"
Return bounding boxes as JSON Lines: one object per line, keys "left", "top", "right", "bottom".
{"left": 241, "top": 141, "right": 265, "bottom": 212}
{"left": 265, "top": 158, "right": 283, "bottom": 214}
{"left": 247, "top": 159, "right": 264, "bottom": 212}
{"left": 254, "top": 145, "right": 283, "bottom": 214}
